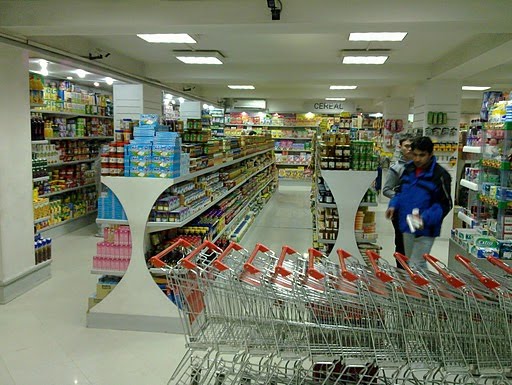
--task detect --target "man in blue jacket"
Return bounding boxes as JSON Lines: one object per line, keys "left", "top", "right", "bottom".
{"left": 385, "top": 136, "right": 452, "bottom": 269}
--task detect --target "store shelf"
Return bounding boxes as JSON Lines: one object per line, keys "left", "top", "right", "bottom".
{"left": 274, "top": 149, "right": 311, "bottom": 153}
{"left": 212, "top": 177, "right": 275, "bottom": 243}
{"left": 47, "top": 159, "right": 96, "bottom": 167}
{"left": 91, "top": 269, "right": 126, "bottom": 277}
{"left": 273, "top": 137, "right": 313, "bottom": 140}
{"left": 318, "top": 238, "right": 336, "bottom": 244}
{"left": 39, "top": 210, "right": 97, "bottom": 232}
{"left": 39, "top": 183, "right": 96, "bottom": 198}
{"left": 47, "top": 136, "right": 113, "bottom": 141}
{"left": 226, "top": 124, "right": 317, "bottom": 129}
{"left": 460, "top": 179, "right": 479, "bottom": 191}
{"left": 31, "top": 140, "right": 48, "bottom": 145}
{"left": 145, "top": 162, "right": 275, "bottom": 232}
{"left": 96, "top": 218, "right": 129, "bottom": 225}
{"left": 30, "top": 109, "right": 113, "bottom": 119}
{"left": 480, "top": 159, "right": 511, "bottom": 170}
{"left": 462, "top": 146, "right": 482, "bottom": 154}
{"left": 276, "top": 163, "right": 309, "bottom": 167}
{"left": 457, "top": 211, "right": 478, "bottom": 227}
{"left": 34, "top": 216, "right": 51, "bottom": 224}
{"left": 478, "top": 194, "right": 512, "bottom": 209}
{"left": 33, "top": 176, "right": 50, "bottom": 183}
{"left": 316, "top": 201, "right": 336, "bottom": 208}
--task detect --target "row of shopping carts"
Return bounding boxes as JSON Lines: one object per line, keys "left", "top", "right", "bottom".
{"left": 149, "top": 239, "right": 512, "bottom": 385}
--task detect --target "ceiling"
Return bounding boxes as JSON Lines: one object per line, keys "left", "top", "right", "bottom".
{"left": 2, "top": 0, "right": 512, "bottom": 112}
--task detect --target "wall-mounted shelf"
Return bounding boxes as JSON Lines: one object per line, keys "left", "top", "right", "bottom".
{"left": 30, "top": 109, "right": 113, "bottom": 119}
{"left": 33, "top": 176, "right": 50, "bottom": 183}
{"left": 47, "top": 136, "right": 113, "bottom": 141}
{"left": 39, "top": 183, "right": 96, "bottom": 198}
{"left": 460, "top": 178, "right": 479, "bottom": 191}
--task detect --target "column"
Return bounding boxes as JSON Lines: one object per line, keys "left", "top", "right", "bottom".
{"left": 0, "top": 43, "right": 51, "bottom": 303}
{"left": 382, "top": 97, "right": 410, "bottom": 152}
{"left": 413, "top": 80, "right": 462, "bottom": 240}
{"left": 113, "top": 84, "right": 163, "bottom": 130}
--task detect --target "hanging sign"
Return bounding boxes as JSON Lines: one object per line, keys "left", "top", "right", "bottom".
{"left": 304, "top": 101, "right": 355, "bottom": 114}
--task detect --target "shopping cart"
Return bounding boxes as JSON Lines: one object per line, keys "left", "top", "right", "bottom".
{"left": 158, "top": 241, "right": 512, "bottom": 385}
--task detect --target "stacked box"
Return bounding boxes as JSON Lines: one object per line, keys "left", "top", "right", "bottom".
{"left": 97, "top": 186, "right": 127, "bottom": 220}
{"left": 151, "top": 133, "right": 181, "bottom": 178}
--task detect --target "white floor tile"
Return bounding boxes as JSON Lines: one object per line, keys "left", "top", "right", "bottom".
{"left": 8, "top": 361, "right": 92, "bottom": 385}
{"left": 0, "top": 357, "right": 15, "bottom": 385}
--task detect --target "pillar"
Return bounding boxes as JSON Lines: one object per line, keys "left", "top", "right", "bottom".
{"left": 382, "top": 97, "right": 410, "bottom": 151}
{"left": 0, "top": 43, "right": 51, "bottom": 303}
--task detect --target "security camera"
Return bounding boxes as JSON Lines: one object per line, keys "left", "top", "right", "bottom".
{"left": 105, "top": 53, "right": 111, "bottom": 58}
{"left": 266, "top": 0, "right": 282, "bottom": 21}
{"left": 183, "top": 86, "right": 196, "bottom": 92}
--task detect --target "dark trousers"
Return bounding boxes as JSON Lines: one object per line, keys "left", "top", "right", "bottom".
{"left": 392, "top": 214, "right": 405, "bottom": 269}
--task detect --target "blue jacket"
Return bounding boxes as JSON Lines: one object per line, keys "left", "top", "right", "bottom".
{"left": 388, "top": 156, "right": 452, "bottom": 237}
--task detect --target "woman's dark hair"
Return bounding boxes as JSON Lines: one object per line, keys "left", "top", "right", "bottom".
{"left": 411, "top": 136, "right": 434, "bottom": 154}
{"left": 399, "top": 134, "right": 413, "bottom": 145}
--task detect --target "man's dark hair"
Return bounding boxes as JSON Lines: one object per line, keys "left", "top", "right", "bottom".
{"left": 411, "top": 136, "right": 434, "bottom": 154}
{"left": 399, "top": 134, "right": 413, "bottom": 145}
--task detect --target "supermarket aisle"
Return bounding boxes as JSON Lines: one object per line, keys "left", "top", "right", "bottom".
{"left": 241, "top": 180, "right": 313, "bottom": 253}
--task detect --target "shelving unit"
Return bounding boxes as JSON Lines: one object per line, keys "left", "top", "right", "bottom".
{"left": 29, "top": 109, "right": 113, "bottom": 119}
{"left": 39, "top": 183, "right": 96, "bottom": 198}
{"left": 48, "top": 136, "right": 114, "bottom": 141}
{"left": 87, "top": 148, "right": 277, "bottom": 333}
{"left": 47, "top": 159, "right": 96, "bottom": 167}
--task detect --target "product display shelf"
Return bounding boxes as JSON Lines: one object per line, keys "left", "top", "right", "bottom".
{"left": 33, "top": 176, "right": 50, "bottom": 183}
{"left": 320, "top": 170, "right": 377, "bottom": 261}
{"left": 276, "top": 162, "right": 309, "bottom": 167}
{"left": 447, "top": 238, "right": 504, "bottom": 276}
{"left": 34, "top": 216, "right": 51, "bottom": 224}
{"left": 40, "top": 210, "right": 97, "bottom": 234}
{"left": 274, "top": 149, "right": 311, "bottom": 153}
{"left": 480, "top": 159, "right": 510, "bottom": 171}
{"left": 275, "top": 137, "right": 313, "bottom": 140}
{"left": 87, "top": 149, "right": 275, "bottom": 333}
{"left": 145, "top": 161, "right": 275, "bottom": 233}
{"left": 39, "top": 183, "right": 96, "bottom": 198}
{"left": 48, "top": 136, "right": 114, "bottom": 141}
{"left": 48, "top": 159, "right": 96, "bottom": 167}
{"left": 317, "top": 238, "right": 336, "bottom": 245}
{"left": 30, "top": 109, "right": 113, "bottom": 119}
{"left": 31, "top": 140, "right": 48, "bottom": 145}
{"left": 457, "top": 210, "right": 478, "bottom": 227}
{"left": 460, "top": 179, "right": 479, "bottom": 192}
{"left": 226, "top": 124, "right": 318, "bottom": 129}
{"left": 90, "top": 269, "right": 125, "bottom": 277}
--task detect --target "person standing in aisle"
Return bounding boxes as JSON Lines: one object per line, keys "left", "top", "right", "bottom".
{"left": 382, "top": 134, "right": 414, "bottom": 267}
{"left": 385, "top": 136, "right": 452, "bottom": 269}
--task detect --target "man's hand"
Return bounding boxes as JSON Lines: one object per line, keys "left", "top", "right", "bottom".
{"left": 385, "top": 207, "right": 395, "bottom": 220}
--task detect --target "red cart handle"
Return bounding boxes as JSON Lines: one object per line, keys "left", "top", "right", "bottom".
{"left": 149, "top": 237, "right": 194, "bottom": 268}
{"left": 212, "top": 241, "right": 244, "bottom": 271}
{"left": 274, "top": 245, "right": 298, "bottom": 277}
{"left": 180, "top": 240, "right": 223, "bottom": 270}
{"left": 307, "top": 248, "right": 325, "bottom": 280}
{"left": 455, "top": 254, "right": 500, "bottom": 290}
{"left": 486, "top": 256, "right": 512, "bottom": 275}
{"left": 337, "top": 249, "right": 359, "bottom": 282}
{"left": 424, "top": 254, "right": 465, "bottom": 289}
{"left": 366, "top": 250, "right": 394, "bottom": 283}
{"left": 243, "top": 243, "right": 272, "bottom": 274}
{"left": 394, "top": 252, "right": 429, "bottom": 286}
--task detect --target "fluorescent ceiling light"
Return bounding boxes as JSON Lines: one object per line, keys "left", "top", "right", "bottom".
{"left": 325, "top": 97, "right": 346, "bottom": 101}
{"left": 369, "top": 112, "right": 383, "bottom": 118}
{"left": 176, "top": 56, "right": 223, "bottom": 65}
{"left": 137, "top": 34, "right": 196, "bottom": 44}
{"left": 329, "top": 85, "right": 357, "bottom": 90}
{"left": 349, "top": 32, "right": 407, "bottom": 41}
{"left": 93, "top": 82, "right": 100, "bottom": 87}
{"left": 41, "top": 68, "right": 49, "bottom": 76}
{"left": 66, "top": 76, "right": 73, "bottom": 80}
{"left": 342, "top": 56, "right": 388, "bottom": 64}
{"left": 175, "top": 50, "right": 224, "bottom": 65}
{"left": 75, "top": 69, "right": 88, "bottom": 78}
{"left": 105, "top": 77, "right": 115, "bottom": 85}
{"left": 462, "top": 86, "right": 491, "bottom": 91}
{"left": 228, "top": 85, "right": 255, "bottom": 90}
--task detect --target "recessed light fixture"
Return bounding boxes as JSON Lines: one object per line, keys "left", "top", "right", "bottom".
{"left": 171, "top": 99, "right": 176, "bottom": 105}
{"left": 329, "top": 85, "right": 357, "bottom": 90}
{"left": 349, "top": 32, "right": 407, "bottom": 41}
{"left": 66, "top": 76, "right": 73, "bottom": 80}
{"left": 325, "top": 97, "right": 346, "bottom": 101}
{"left": 137, "top": 34, "right": 196, "bottom": 44}
{"left": 105, "top": 77, "right": 115, "bottom": 85}
{"left": 93, "top": 82, "right": 100, "bottom": 87}
{"left": 228, "top": 85, "right": 255, "bottom": 90}
{"left": 75, "top": 69, "right": 88, "bottom": 78}
{"left": 175, "top": 50, "right": 224, "bottom": 65}
{"left": 462, "top": 86, "right": 491, "bottom": 91}
{"left": 342, "top": 56, "right": 388, "bottom": 65}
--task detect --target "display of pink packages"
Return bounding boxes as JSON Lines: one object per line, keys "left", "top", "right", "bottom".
{"left": 93, "top": 225, "right": 133, "bottom": 272}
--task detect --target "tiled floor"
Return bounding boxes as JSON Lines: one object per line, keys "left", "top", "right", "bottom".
{"left": 0, "top": 179, "right": 450, "bottom": 385}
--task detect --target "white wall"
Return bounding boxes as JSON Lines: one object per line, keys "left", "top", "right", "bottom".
{"left": 0, "top": 44, "right": 35, "bottom": 281}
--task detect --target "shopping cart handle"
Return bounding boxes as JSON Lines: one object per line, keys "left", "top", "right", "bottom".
{"left": 394, "top": 252, "right": 429, "bottom": 286}
{"left": 307, "top": 248, "right": 325, "bottom": 280}
{"left": 212, "top": 241, "right": 244, "bottom": 271}
{"left": 366, "top": 250, "right": 394, "bottom": 283}
{"left": 243, "top": 243, "right": 271, "bottom": 274}
{"left": 337, "top": 249, "right": 359, "bottom": 282}
{"left": 455, "top": 254, "right": 500, "bottom": 290}
{"left": 274, "top": 245, "right": 297, "bottom": 277}
{"left": 181, "top": 240, "right": 223, "bottom": 270}
{"left": 486, "top": 256, "right": 512, "bottom": 275}
{"left": 149, "top": 237, "right": 194, "bottom": 268}
{"left": 424, "top": 254, "right": 465, "bottom": 289}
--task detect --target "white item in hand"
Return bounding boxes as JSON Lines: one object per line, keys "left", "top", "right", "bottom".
{"left": 406, "top": 208, "right": 423, "bottom": 233}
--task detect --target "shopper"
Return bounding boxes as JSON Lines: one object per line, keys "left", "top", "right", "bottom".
{"left": 385, "top": 136, "right": 452, "bottom": 269}
{"left": 382, "top": 135, "right": 414, "bottom": 266}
